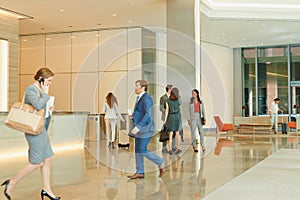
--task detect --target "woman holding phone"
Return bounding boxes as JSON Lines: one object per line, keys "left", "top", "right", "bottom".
{"left": 1, "top": 68, "right": 60, "bottom": 200}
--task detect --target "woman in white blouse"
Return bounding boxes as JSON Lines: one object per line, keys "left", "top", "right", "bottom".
{"left": 102, "top": 92, "right": 124, "bottom": 148}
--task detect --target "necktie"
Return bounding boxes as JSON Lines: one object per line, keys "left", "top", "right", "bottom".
{"left": 135, "top": 96, "right": 139, "bottom": 105}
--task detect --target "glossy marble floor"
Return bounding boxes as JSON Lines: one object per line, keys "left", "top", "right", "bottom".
{"left": 1, "top": 130, "right": 300, "bottom": 200}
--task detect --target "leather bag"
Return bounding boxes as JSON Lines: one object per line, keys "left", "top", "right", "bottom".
{"left": 159, "top": 126, "right": 169, "bottom": 142}
{"left": 5, "top": 94, "right": 44, "bottom": 135}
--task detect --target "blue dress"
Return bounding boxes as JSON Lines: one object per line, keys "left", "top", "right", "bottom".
{"left": 24, "top": 84, "right": 54, "bottom": 164}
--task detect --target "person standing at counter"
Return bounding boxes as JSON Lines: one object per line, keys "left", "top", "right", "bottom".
{"left": 1, "top": 67, "right": 60, "bottom": 200}
{"left": 102, "top": 92, "right": 124, "bottom": 149}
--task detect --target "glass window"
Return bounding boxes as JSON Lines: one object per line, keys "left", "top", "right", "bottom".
{"left": 257, "top": 47, "right": 288, "bottom": 115}
{"left": 290, "top": 46, "right": 300, "bottom": 114}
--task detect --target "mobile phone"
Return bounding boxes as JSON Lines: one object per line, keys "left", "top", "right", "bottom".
{"left": 38, "top": 77, "right": 45, "bottom": 84}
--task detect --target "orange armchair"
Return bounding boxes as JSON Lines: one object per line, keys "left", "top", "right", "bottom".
{"left": 288, "top": 122, "right": 296, "bottom": 131}
{"left": 214, "top": 116, "right": 234, "bottom": 133}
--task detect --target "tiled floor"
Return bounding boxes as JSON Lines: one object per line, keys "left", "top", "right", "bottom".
{"left": 1, "top": 131, "right": 300, "bottom": 200}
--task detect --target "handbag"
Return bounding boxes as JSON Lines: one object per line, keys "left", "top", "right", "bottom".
{"left": 5, "top": 93, "right": 45, "bottom": 135}
{"left": 201, "top": 117, "right": 205, "bottom": 125}
{"left": 159, "top": 126, "right": 169, "bottom": 142}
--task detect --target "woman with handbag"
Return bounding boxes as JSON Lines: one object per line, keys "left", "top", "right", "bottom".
{"left": 1, "top": 68, "right": 60, "bottom": 200}
{"left": 187, "top": 89, "right": 206, "bottom": 153}
{"left": 164, "top": 87, "right": 183, "bottom": 155}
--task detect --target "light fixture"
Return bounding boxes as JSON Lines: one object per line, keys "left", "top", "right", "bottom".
{"left": 0, "top": 7, "right": 32, "bottom": 19}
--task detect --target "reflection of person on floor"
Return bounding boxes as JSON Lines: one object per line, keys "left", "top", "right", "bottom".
{"left": 188, "top": 154, "right": 206, "bottom": 200}
{"left": 104, "top": 170, "right": 120, "bottom": 200}
{"left": 167, "top": 157, "right": 184, "bottom": 199}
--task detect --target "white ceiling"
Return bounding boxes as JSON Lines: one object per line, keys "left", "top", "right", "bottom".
{"left": 1, "top": 0, "right": 300, "bottom": 48}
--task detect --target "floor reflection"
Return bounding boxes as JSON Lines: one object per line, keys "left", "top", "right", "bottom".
{"left": 1, "top": 132, "right": 300, "bottom": 199}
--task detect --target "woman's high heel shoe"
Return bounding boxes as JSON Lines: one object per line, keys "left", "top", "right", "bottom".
{"left": 41, "top": 189, "right": 61, "bottom": 200}
{"left": 1, "top": 179, "right": 11, "bottom": 200}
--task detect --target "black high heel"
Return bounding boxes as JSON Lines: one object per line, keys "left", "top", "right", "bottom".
{"left": 41, "top": 189, "right": 61, "bottom": 200}
{"left": 1, "top": 179, "right": 11, "bottom": 200}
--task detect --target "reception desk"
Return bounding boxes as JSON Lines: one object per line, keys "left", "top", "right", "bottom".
{"left": 0, "top": 112, "right": 89, "bottom": 159}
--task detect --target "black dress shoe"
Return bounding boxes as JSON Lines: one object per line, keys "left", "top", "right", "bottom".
{"left": 41, "top": 189, "right": 61, "bottom": 200}
{"left": 127, "top": 174, "right": 145, "bottom": 179}
{"left": 1, "top": 179, "right": 11, "bottom": 200}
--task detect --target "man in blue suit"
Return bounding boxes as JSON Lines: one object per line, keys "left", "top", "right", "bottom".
{"left": 127, "top": 80, "right": 164, "bottom": 179}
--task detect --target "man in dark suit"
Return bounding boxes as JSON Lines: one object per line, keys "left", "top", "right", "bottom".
{"left": 127, "top": 80, "right": 164, "bottom": 179}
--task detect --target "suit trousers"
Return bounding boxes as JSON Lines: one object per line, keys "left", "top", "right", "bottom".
{"left": 135, "top": 136, "right": 163, "bottom": 174}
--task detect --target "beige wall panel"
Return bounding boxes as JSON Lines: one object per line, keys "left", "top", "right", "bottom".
{"left": 20, "top": 50, "right": 46, "bottom": 74}
{"left": 127, "top": 28, "right": 142, "bottom": 71}
{"left": 104, "top": 54, "right": 127, "bottom": 71}
{"left": 98, "top": 70, "right": 141, "bottom": 114}
{"left": 49, "top": 74, "right": 71, "bottom": 111}
{"left": 19, "top": 35, "right": 45, "bottom": 74}
{"left": 128, "top": 51, "right": 142, "bottom": 71}
{"left": 99, "top": 29, "right": 127, "bottom": 71}
{"left": 46, "top": 34, "right": 71, "bottom": 73}
{"left": 72, "top": 31, "right": 99, "bottom": 73}
{"left": 19, "top": 75, "right": 35, "bottom": 100}
{"left": 72, "top": 73, "right": 99, "bottom": 113}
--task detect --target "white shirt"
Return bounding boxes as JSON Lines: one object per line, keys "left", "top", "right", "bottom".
{"left": 137, "top": 91, "right": 145, "bottom": 102}
{"left": 269, "top": 102, "right": 279, "bottom": 114}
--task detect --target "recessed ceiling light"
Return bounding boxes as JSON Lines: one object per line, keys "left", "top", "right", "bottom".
{"left": 46, "top": 38, "right": 51, "bottom": 41}
{"left": 242, "top": 38, "right": 246, "bottom": 41}
{"left": 60, "top": 8, "right": 64, "bottom": 12}
{"left": 222, "top": 33, "right": 226, "bottom": 36}
{"left": 22, "top": 39, "right": 27, "bottom": 42}
{"left": 128, "top": 20, "right": 132, "bottom": 23}
{"left": 112, "top": 13, "right": 117, "bottom": 17}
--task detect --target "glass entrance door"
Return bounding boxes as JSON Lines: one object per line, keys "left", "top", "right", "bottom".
{"left": 291, "top": 86, "right": 300, "bottom": 114}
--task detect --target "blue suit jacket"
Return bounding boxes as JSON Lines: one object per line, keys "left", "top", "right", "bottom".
{"left": 129, "top": 92, "right": 155, "bottom": 138}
